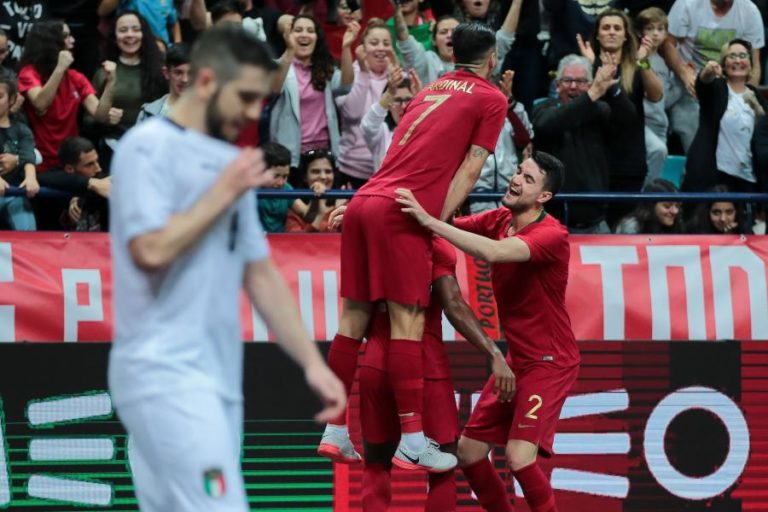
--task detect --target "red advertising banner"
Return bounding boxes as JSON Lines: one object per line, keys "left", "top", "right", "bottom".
{"left": 1, "top": 233, "right": 767, "bottom": 341}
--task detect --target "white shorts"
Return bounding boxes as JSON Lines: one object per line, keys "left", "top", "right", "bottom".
{"left": 117, "top": 390, "right": 247, "bottom": 512}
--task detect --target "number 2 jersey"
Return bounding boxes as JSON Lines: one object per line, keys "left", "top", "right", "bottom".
{"left": 358, "top": 69, "right": 507, "bottom": 218}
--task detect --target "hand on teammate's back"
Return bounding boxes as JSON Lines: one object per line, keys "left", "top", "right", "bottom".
{"left": 219, "top": 148, "right": 274, "bottom": 199}
{"left": 328, "top": 204, "right": 347, "bottom": 231}
{"left": 395, "top": 188, "right": 432, "bottom": 226}
{"left": 305, "top": 362, "right": 347, "bottom": 423}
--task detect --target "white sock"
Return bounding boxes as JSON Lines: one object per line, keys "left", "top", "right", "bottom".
{"left": 402, "top": 432, "right": 428, "bottom": 453}
{"left": 325, "top": 424, "right": 348, "bottom": 436}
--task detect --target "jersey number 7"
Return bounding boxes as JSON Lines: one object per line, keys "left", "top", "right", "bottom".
{"left": 398, "top": 94, "right": 451, "bottom": 146}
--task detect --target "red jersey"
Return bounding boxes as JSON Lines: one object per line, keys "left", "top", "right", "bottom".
{"left": 18, "top": 66, "right": 96, "bottom": 172}
{"left": 454, "top": 209, "right": 580, "bottom": 369}
{"left": 361, "top": 237, "right": 457, "bottom": 379}
{"left": 358, "top": 69, "right": 506, "bottom": 217}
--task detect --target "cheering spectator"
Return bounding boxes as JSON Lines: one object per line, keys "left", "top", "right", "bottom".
{"left": 59, "top": 137, "right": 109, "bottom": 232}
{"left": 270, "top": 15, "right": 354, "bottom": 167}
{"left": 686, "top": 184, "right": 752, "bottom": 233}
{"left": 137, "top": 43, "right": 190, "bottom": 122}
{"left": 579, "top": 8, "right": 663, "bottom": 197}
{"left": 453, "top": 0, "right": 503, "bottom": 29}
{"left": 286, "top": 149, "right": 348, "bottom": 232}
{"left": 258, "top": 142, "right": 308, "bottom": 233}
{"left": 534, "top": 54, "right": 631, "bottom": 234}
{"left": 335, "top": 19, "right": 392, "bottom": 187}
{"left": 0, "top": 77, "right": 37, "bottom": 231}
{"left": 682, "top": 40, "right": 768, "bottom": 192}
{"left": 100, "top": 0, "right": 182, "bottom": 46}
{"left": 615, "top": 178, "right": 683, "bottom": 233}
{"left": 386, "top": 0, "right": 434, "bottom": 55}
{"left": 211, "top": 0, "right": 245, "bottom": 25}
{"left": 91, "top": 11, "right": 166, "bottom": 163}
{"left": 18, "top": 21, "right": 116, "bottom": 173}
{"left": 0, "top": 30, "right": 16, "bottom": 82}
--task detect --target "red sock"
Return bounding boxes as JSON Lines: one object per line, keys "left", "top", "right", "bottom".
{"left": 513, "top": 463, "right": 557, "bottom": 512}
{"left": 362, "top": 462, "right": 391, "bottom": 512}
{"left": 387, "top": 339, "right": 424, "bottom": 433}
{"left": 462, "top": 458, "right": 513, "bottom": 512}
{"left": 327, "top": 334, "right": 361, "bottom": 425}
{"left": 426, "top": 469, "right": 456, "bottom": 512}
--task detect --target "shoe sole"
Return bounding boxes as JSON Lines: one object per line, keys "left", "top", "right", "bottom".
{"left": 391, "top": 455, "right": 456, "bottom": 473}
{"left": 317, "top": 443, "right": 361, "bottom": 464}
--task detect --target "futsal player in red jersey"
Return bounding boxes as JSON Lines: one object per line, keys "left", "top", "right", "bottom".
{"left": 396, "top": 152, "right": 580, "bottom": 512}
{"left": 318, "top": 22, "right": 508, "bottom": 472}
{"left": 359, "top": 236, "right": 514, "bottom": 511}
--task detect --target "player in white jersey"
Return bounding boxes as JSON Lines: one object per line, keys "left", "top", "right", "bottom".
{"left": 108, "top": 25, "right": 345, "bottom": 512}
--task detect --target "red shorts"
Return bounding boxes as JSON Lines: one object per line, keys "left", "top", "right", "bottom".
{"left": 463, "top": 363, "right": 579, "bottom": 457}
{"left": 340, "top": 195, "right": 433, "bottom": 307}
{"left": 359, "top": 366, "right": 458, "bottom": 445}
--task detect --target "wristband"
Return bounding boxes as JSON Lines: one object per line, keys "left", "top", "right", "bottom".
{"left": 637, "top": 59, "right": 651, "bottom": 70}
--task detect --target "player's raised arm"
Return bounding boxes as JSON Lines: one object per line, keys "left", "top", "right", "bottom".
{"left": 243, "top": 259, "right": 346, "bottom": 422}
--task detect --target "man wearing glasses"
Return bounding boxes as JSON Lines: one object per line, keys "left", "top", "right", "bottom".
{"left": 532, "top": 53, "right": 634, "bottom": 234}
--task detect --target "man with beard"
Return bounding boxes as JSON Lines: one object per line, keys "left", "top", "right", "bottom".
{"left": 108, "top": 25, "right": 345, "bottom": 512}
{"left": 396, "top": 152, "right": 580, "bottom": 512}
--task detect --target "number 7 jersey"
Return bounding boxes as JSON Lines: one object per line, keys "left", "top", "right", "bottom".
{"left": 357, "top": 69, "right": 507, "bottom": 218}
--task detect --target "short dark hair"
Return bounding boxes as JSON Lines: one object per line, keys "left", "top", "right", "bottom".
{"left": 451, "top": 23, "right": 496, "bottom": 65}
{"left": 0, "top": 76, "right": 17, "bottom": 98}
{"left": 211, "top": 0, "right": 244, "bottom": 24}
{"left": 59, "top": 137, "right": 96, "bottom": 167}
{"left": 532, "top": 151, "right": 564, "bottom": 197}
{"left": 190, "top": 24, "right": 276, "bottom": 83}
{"left": 165, "top": 42, "right": 190, "bottom": 68}
{"left": 263, "top": 142, "right": 291, "bottom": 168}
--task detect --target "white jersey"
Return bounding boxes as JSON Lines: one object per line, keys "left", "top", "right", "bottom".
{"left": 668, "top": 0, "right": 765, "bottom": 70}
{"left": 108, "top": 117, "right": 270, "bottom": 407}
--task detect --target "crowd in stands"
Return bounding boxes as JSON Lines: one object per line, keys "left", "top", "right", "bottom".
{"left": 0, "top": 0, "right": 766, "bottom": 234}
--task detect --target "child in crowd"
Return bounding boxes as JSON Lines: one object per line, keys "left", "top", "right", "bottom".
{"left": 257, "top": 142, "right": 308, "bottom": 233}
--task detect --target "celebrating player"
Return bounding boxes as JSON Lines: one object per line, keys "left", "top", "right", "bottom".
{"left": 319, "top": 22, "right": 508, "bottom": 473}
{"left": 109, "top": 25, "right": 345, "bottom": 512}
{"left": 396, "top": 152, "right": 580, "bottom": 512}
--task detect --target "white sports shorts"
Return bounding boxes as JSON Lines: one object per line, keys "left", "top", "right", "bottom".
{"left": 117, "top": 390, "right": 247, "bottom": 512}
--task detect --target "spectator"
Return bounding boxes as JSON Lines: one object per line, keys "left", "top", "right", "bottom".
{"left": 500, "top": 0, "right": 548, "bottom": 109}
{"left": 18, "top": 21, "right": 116, "bottom": 173}
{"left": 579, "top": 8, "right": 664, "bottom": 197}
{"left": 258, "top": 142, "right": 308, "bottom": 233}
{"left": 470, "top": 69, "right": 534, "bottom": 213}
{"left": 286, "top": 149, "right": 348, "bottom": 232}
{"left": 453, "top": 0, "right": 503, "bottom": 29}
{"left": 686, "top": 184, "right": 752, "bottom": 233}
{"left": 211, "top": 0, "right": 245, "bottom": 25}
{"left": 59, "top": 137, "right": 109, "bottom": 231}
{"left": 242, "top": 0, "right": 284, "bottom": 55}
{"left": 386, "top": 0, "right": 434, "bottom": 56}
{"left": 137, "top": 42, "right": 190, "bottom": 122}
{"left": 543, "top": 0, "right": 614, "bottom": 71}
{"left": 682, "top": 39, "right": 768, "bottom": 192}
{"left": 615, "top": 178, "right": 683, "bottom": 233}
{"left": 335, "top": 19, "right": 392, "bottom": 187}
{"left": 0, "top": 30, "right": 17, "bottom": 82}
{"left": 360, "top": 66, "right": 420, "bottom": 172}
{"left": 91, "top": 11, "right": 166, "bottom": 162}
{"left": 533, "top": 54, "right": 629, "bottom": 234}
{"left": 0, "top": 0, "right": 49, "bottom": 65}
{"left": 635, "top": 7, "right": 674, "bottom": 185}
{"left": 0, "top": 77, "right": 38, "bottom": 231}
{"left": 270, "top": 14, "right": 354, "bottom": 167}
{"left": 100, "top": 0, "right": 182, "bottom": 46}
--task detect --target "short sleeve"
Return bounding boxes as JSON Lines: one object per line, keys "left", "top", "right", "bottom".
{"left": 470, "top": 91, "right": 507, "bottom": 153}
{"left": 72, "top": 70, "right": 97, "bottom": 101}
{"left": 168, "top": 4, "right": 178, "bottom": 24}
{"left": 431, "top": 237, "right": 457, "bottom": 281}
{"left": 516, "top": 221, "right": 568, "bottom": 264}
{"left": 17, "top": 66, "right": 42, "bottom": 93}
{"left": 239, "top": 193, "right": 271, "bottom": 263}
{"left": 667, "top": 0, "right": 689, "bottom": 38}
{"left": 111, "top": 129, "right": 177, "bottom": 242}
{"left": 453, "top": 209, "right": 502, "bottom": 236}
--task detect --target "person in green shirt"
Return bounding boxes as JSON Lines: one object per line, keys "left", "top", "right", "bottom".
{"left": 386, "top": 0, "right": 435, "bottom": 58}
{"left": 257, "top": 142, "right": 307, "bottom": 233}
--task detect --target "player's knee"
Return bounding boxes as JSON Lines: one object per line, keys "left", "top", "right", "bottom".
{"left": 456, "top": 437, "right": 486, "bottom": 466}
{"left": 505, "top": 441, "right": 537, "bottom": 471}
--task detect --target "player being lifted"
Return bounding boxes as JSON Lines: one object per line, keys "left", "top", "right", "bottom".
{"left": 318, "top": 22, "right": 508, "bottom": 472}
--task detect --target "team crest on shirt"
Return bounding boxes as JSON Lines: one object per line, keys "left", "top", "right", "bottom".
{"left": 203, "top": 468, "right": 227, "bottom": 498}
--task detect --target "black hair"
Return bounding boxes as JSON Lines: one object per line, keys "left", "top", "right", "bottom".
{"left": 384, "top": 77, "right": 413, "bottom": 131}
{"left": 211, "top": 0, "right": 245, "bottom": 24}
{"left": 298, "top": 148, "right": 337, "bottom": 183}
{"left": 622, "top": 179, "right": 683, "bottom": 234}
{"left": 18, "top": 21, "right": 66, "bottom": 81}
{"left": 451, "top": 22, "right": 496, "bottom": 65}
{"left": 263, "top": 142, "right": 291, "bottom": 168}
{"left": 105, "top": 11, "right": 167, "bottom": 102}
{"left": 59, "top": 136, "right": 96, "bottom": 167}
{"left": 432, "top": 15, "right": 459, "bottom": 41}
{"left": 532, "top": 151, "right": 564, "bottom": 198}
{"left": 190, "top": 23, "right": 277, "bottom": 83}
{"left": 688, "top": 184, "right": 746, "bottom": 234}
{"left": 165, "top": 42, "right": 190, "bottom": 68}
{"left": 291, "top": 15, "right": 335, "bottom": 91}
{"left": 0, "top": 76, "right": 17, "bottom": 99}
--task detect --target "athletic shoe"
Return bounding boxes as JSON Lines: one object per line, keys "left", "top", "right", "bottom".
{"left": 391, "top": 437, "right": 457, "bottom": 473}
{"left": 317, "top": 429, "right": 362, "bottom": 464}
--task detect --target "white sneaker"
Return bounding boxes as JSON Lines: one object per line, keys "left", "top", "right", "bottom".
{"left": 391, "top": 437, "right": 457, "bottom": 473}
{"left": 317, "top": 429, "right": 362, "bottom": 464}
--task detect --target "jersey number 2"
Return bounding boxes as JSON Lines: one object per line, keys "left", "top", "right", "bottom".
{"left": 525, "top": 395, "right": 543, "bottom": 420}
{"left": 398, "top": 94, "right": 450, "bottom": 146}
